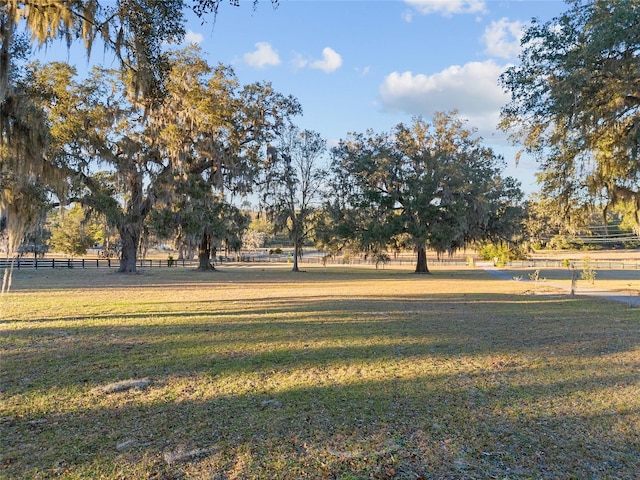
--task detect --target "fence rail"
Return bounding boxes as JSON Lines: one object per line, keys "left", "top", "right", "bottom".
{"left": 505, "top": 259, "right": 640, "bottom": 270}
{"left": 0, "top": 257, "right": 200, "bottom": 269}
{"left": 0, "top": 256, "right": 460, "bottom": 269}
{"left": 1, "top": 256, "right": 639, "bottom": 270}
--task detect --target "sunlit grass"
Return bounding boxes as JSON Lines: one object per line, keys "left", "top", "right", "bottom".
{"left": 503, "top": 265, "right": 640, "bottom": 295}
{"left": 1, "top": 264, "right": 639, "bottom": 479}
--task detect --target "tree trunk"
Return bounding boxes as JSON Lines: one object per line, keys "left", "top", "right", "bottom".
{"left": 115, "top": 168, "right": 152, "bottom": 274}
{"left": 292, "top": 240, "right": 300, "bottom": 272}
{"left": 197, "top": 232, "right": 215, "bottom": 271}
{"left": 118, "top": 224, "right": 140, "bottom": 273}
{"left": 1, "top": 258, "right": 15, "bottom": 294}
{"left": 415, "top": 244, "right": 430, "bottom": 274}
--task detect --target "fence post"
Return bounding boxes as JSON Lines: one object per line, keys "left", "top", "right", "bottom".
{"left": 570, "top": 270, "right": 577, "bottom": 296}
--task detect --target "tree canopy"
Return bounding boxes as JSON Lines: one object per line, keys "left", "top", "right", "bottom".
{"left": 1, "top": 0, "right": 276, "bottom": 101}
{"left": 500, "top": 0, "right": 640, "bottom": 233}
{"left": 2, "top": 1, "right": 539, "bottom": 280}
{"left": 327, "top": 113, "right": 524, "bottom": 273}
{"left": 260, "top": 125, "right": 326, "bottom": 272}
{"left": 1, "top": 0, "right": 278, "bottom": 278}
{"left": 2, "top": 47, "right": 299, "bottom": 274}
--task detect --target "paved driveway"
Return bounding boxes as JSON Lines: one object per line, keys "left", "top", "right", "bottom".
{"left": 482, "top": 265, "right": 640, "bottom": 308}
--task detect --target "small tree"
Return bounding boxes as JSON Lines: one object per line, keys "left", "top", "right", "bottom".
{"left": 260, "top": 126, "right": 326, "bottom": 272}
{"left": 222, "top": 205, "right": 250, "bottom": 261}
{"left": 242, "top": 229, "right": 267, "bottom": 251}
{"left": 49, "top": 204, "right": 100, "bottom": 257}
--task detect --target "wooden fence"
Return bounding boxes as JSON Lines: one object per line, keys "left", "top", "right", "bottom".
{"left": 505, "top": 259, "right": 640, "bottom": 270}
{"left": 0, "top": 257, "right": 198, "bottom": 269}
{"left": 1, "top": 256, "right": 639, "bottom": 270}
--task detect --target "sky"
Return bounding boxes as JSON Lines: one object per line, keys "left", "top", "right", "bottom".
{"left": 187, "top": 0, "right": 569, "bottom": 194}
{"left": 43, "top": 0, "right": 570, "bottom": 195}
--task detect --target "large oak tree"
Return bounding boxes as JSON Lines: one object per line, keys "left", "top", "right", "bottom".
{"left": 22, "top": 48, "right": 298, "bottom": 273}
{"left": 328, "top": 113, "right": 523, "bottom": 273}
{"left": 150, "top": 48, "right": 300, "bottom": 271}
{"left": 500, "top": 0, "right": 640, "bottom": 233}
{"left": 1, "top": 0, "right": 276, "bottom": 284}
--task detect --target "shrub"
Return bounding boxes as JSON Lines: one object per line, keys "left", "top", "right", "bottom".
{"left": 581, "top": 257, "right": 597, "bottom": 284}
{"left": 477, "top": 241, "right": 523, "bottom": 266}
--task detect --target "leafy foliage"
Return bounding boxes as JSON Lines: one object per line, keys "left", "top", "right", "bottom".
{"left": 1, "top": 0, "right": 284, "bottom": 279}
{"left": 500, "top": 0, "right": 640, "bottom": 230}
{"left": 477, "top": 240, "right": 524, "bottom": 267}
{"left": 147, "top": 47, "right": 299, "bottom": 269}
{"left": 260, "top": 125, "right": 326, "bottom": 272}
{"left": 10, "top": 47, "right": 299, "bottom": 273}
{"left": 327, "top": 113, "right": 523, "bottom": 272}
{"left": 49, "top": 203, "right": 102, "bottom": 257}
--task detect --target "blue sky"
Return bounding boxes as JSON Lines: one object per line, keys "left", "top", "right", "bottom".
{"left": 184, "top": 0, "right": 568, "bottom": 194}
{"left": 42, "top": 0, "right": 569, "bottom": 194}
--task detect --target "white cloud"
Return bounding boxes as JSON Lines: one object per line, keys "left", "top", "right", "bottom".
{"left": 354, "top": 66, "right": 371, "bottom": 77}
{"left": 293, "top": 47, "right": 343, "bottom": 73}
{"left": 243, "top": 42, "right": 281, "bottom": 69}
{"left": 184, "top": 30, "right": 204, "bottom": 45}
{"left": 379, "top": 60, "right": 510, "bottom": 139}
{"left": 310, "top": 47, "right": 343, "bottom": 73}
{"left": 291, "top": 53, "right": 308, "bottom": 71}
{"left": 405, "top": 0, "right": 487, "bottom": 17}
{"left": 482, "top": 18, "right": 525, "bottom": 59}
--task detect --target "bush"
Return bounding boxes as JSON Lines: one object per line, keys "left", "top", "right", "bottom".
{"left": 372, "top": 252, "right": 390, "bottom": 269}
{"left": 581, "top": 257, "right": 597, "bottom": 284}
{"left": 547, "top": 235, "right": 572, "bottom": 250}
{"left": 477, "top": 242, "right": 523, "bottom": 266}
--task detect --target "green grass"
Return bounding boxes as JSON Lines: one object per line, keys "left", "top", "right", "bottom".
{"left": 1, "top": 264, "right": 639, "bottom": 479}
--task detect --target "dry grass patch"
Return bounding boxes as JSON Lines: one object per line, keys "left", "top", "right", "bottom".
{"left": 1, "top": 264, "right": 639, "bottom": 479}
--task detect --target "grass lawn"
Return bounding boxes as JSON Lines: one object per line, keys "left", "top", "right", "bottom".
{"left": 1, "top": 264, "right": 639, "bottom": 479}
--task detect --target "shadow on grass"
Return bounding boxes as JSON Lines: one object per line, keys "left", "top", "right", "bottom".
{"left": 2, "top": 285, "right": 639, "bottom": 478}
{"left": 3, "top": 364, "right": 639, "bottom": 478}
{"left": 0, "top": 289, "right": 611, "bottom": 325}
{"left": 3, "top": 293, "right": 639, "bottom": 391}
{"left": 4, "top": 265, "right": 488, "bottom": 292}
